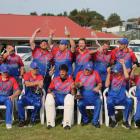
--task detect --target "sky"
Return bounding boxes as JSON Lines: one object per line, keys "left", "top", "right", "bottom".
{"left": 0, "top": 0, "right": 139, "bottom": 20}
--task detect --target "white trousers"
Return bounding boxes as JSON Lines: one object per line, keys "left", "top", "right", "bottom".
{"left": 45, "top": 94, "right": 74, "bottom": 127}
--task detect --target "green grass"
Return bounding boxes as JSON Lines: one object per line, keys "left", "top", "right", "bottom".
{"left": 0, "top": 122, "right": 140, "bottom": 140}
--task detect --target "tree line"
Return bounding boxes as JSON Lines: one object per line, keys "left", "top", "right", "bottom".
{"left": 30, "top": 9, "right": 139, "bottom": 30}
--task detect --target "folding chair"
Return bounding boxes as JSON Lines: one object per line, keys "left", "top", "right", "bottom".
{"left": 103, "top": 88, "right": 132, "bottom": 127}
{"left": 77, "top": 90, "right": 103, "bottom": 125}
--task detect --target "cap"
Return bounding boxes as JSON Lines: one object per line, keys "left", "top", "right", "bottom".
{"left": 84, "top": 62, "right": 93, "bottom": 71}
{"left": 30, "top": 60, "right": 38, "bottom": 69}
{"left": 111, "top": 63, "right": 123, "bottom": 73}
{"left": 60, "top": 39, "right": 68, "bottom": 45}
{"left": 118, "top": 38, "right": 129, "bottom": 45}
{"left": 0, "top": 64, "right": 9, "bottom": 73}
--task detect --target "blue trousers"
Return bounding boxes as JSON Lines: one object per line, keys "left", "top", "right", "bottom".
{"left": 0, "top": 95, "right": 13, "bottom": 124}
{"left": 77, "top": 96, "right": 102, "bottom": 125}
{"left": 55, "top": 93, "right": 66, "bottom": 106}
{"left": 17, "top": 94, "right": 42, "bottom": 122}
{"left": 107, "top": 97, "right": 132, "bottom": 121}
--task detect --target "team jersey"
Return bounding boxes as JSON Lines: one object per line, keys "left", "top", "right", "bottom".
{"left": 75, "top": 70, "right": 101, "bottom": 96}
{"left": 49, "top": 76, "right": 74, "bottom": 95}
{"left": 108, "top": 73, "right": 128, "bottom": 99}
{"left": 93, "top": 50, "right": 111, "bottom": 81}
{"left": 23, "top": 71, "right": 43, "bottom": 95}
{"left": 74, "top": 48, "right": 92, "bottom": 78}
{"left": 111, "top": 48, "right": 137, "bottom": 70}
{"left": 5, "top": 53, "right": 24, "bottom": 77}
{"left": 0, "top": 75, "right": 19, "bottom": 96}
{"left": 52, "top": 46, "right": 73, "bottom": 77}
{"left": 32, "top": 47, "right": 53, "bottom": 76}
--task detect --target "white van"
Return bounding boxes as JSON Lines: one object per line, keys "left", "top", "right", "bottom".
{"left": 128, "top": 40, "right": 140, "bottom": 63}
{"left": 15, "top": 46, "right": 32, "bottom": 58}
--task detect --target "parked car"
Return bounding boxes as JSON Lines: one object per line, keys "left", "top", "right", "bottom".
{"left": 128, "top": 45, "right": 140, "bottom": 63}
{"left": 22, "top": 53, "right": 33, "bottom": 71}
{"left": 129, "top": 40, "right": 140, "bottom": 46}
{"left": 15, "top": 46, "right": 32, "bottom": 59}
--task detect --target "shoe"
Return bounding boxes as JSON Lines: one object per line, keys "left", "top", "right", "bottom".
{"left": 18, "top": 121, "right": 26, "bottom": 127}
{"left": 135, "top": 120, "right": 140, "bottom": 128}
{"left": 109, "top": 120, "right": 118, "bottom": 128}
{"left": 122, "top": 121, "right": 131, "bottom": 129}
{"left": 64, "top": 125, "right": 71, "bottom": 130}
{"left": 47, "top": 125, "right": 53, "bottom": 129}
{"left": 6, "top": 124, "right": 12, "bottom": 129}
{"left": 92, "top": 122, "right": 100, "bottom": 128}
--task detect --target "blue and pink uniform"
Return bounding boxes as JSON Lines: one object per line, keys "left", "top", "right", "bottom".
{"left": 32, "top": 47, "right": 53, "bottom": 76}
{"left": 111, "top": 48, "right": 137, "bottom": 70}
{"left": 75, "top": 70, "right": 102, "bottom": 125}
{"left": 17, "top": 71, "right": 43, "bottom": 122}
{"left": 52, "top": 47, "right": 73, "bottom": 77}
{"left": 49, "top": 76, "right": 74, "bottom": 106}
{"left": 132, "top": 75, "right": 140, "bottom": 122}
{"left": 5, "top": 53, "right": 24, "bottom": 77}
{"left": 0, "top": 75, "right": 19, "bottom": 124}
{"left": 93, "top": 50, "right": 111, "bottom": 89}
{"left": 74, "top": 48, "right": 91, "bottom": 78}
{"left": 107, "top": 73, "right": 133, "bottom": 122}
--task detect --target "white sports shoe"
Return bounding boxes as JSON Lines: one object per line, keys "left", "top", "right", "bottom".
{"left": 6, "top": 124, "right": 12, "bottom": 129}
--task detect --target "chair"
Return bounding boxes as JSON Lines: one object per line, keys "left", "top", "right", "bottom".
{"left": 19, "top": 88, "right": 46, "bottom": 125}
{"left": 77, "top": 90, "right": 103, "bottom": 125}
{"left": 103, "top": 88, "right": 132, "bottom": 127}
{"left": 0, "top": 102, "right": 15, "bottom": 121}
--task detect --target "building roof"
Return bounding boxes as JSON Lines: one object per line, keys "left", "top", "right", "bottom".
{"left": 0, "top": 14, "right": 120, "bottom": 40}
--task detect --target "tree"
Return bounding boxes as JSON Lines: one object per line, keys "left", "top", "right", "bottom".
{"left": 30, "top": 12, "right": 38, "bottom": 16}
{"left": 107, "top": 13, "right": 122, "bottom": 27}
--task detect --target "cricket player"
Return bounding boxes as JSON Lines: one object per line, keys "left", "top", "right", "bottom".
{"left": 130, "top": 65, "right": 140, "bottom": 127}
{"left": 0, "top": 64, "right": 21, "bottom": 129}
{"left": 30, "top": 28, "right": 53, "bottom": 91}
{"left": 105, "top": 59, "right": 132, "bottom": 129}
{"left": 45, "top": 64, "right": 75, "bottom": 129}
{"left": 17, "top": 60, "right": 43, "bottom": 127}
{"left": 93, "top": 43, "right": 111, "bottom": 90}
{"left": 73, "top": 38, "right": 92, "bottom": 78}
{"left": 75, "top": 62, "right": 102, "bottom": 128}
{"left": 111, "top": 38, "right": 138, "bottom": 72}
{"left": 51, "top": 39, "right": 73, "bottom": 77}
{"left": 3, "top": 44, "right": 25, "bottom": 89}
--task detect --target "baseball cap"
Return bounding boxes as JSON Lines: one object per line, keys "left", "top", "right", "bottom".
{"left": 118, "top": 38, "right": 129, "bottom": 45}
{"left": 60, "top": 39, "right": 68, "bottom": 45}
{"left": 84, "top": 62, "right": 93, "bottom": 71}
{"left": 30, "top": 60, "right": 38, "bottom": 69}
{"left": 111, "top": 63, "right": 123, "bottom": 73}
{"left": 0, "top": 64, "right": 9, "bottom": 73}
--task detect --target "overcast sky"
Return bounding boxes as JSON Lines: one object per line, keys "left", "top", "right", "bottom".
{"left": 0, "top": 0, "right": 139, "bottom": 20}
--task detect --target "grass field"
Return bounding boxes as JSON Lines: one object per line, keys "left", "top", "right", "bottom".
{"left": 0, "top": 121, "right": 140, "bottom": 140}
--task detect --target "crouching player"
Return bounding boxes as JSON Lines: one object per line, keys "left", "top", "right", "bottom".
{"left": 17, "top": 61, "right": 43, "bottom": 127}
{"left": 0, "top": 64, "right": 21, "bottom": 129}
{"left": 105, "top": 59, "right": 132, "bottom": 129}
{"left": 130, "top": 65, "right": 140, "bottom": 127}
{"left": 75, "top": 62, "right": 102, "bottom": 128}
{"left": 45, "top": 64, "right": 75, "bottom": 129}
